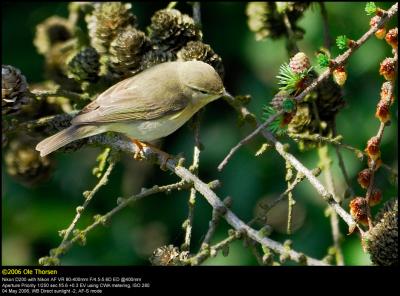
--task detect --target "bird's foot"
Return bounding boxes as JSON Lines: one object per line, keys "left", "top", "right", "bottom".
{"left": 131, "top": 139, "right": 171, "bottom": 170}
{"left": 132, "top": 139, "right": 146, "bottom": 160}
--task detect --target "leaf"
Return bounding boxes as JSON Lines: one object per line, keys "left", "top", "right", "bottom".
{"left": 317, "top": 53, "right": 330, "bottom": 68}
{"left": 336, "top": 35, "right": 348, "bottom": 50}
{"left": 276, "top": 63, "right": 313, "bottom": 94}
{"left": 262, "top": 105, "right": 288, "bottom": 136}
{"left": 365, "top": 2, "right": 377, "bottom": 15}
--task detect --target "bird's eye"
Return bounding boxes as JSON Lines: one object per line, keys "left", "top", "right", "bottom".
{"left": 199, "top": 90, "right": 208, "bottom": 95}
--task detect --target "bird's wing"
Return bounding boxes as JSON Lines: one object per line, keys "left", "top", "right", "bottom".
{"left": 72, "top": 63, "right": 188, "bottom": 124}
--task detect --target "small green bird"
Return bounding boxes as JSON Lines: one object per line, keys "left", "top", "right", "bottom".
{"left": 36, "top": 61, "right": 225, "bottom": 157}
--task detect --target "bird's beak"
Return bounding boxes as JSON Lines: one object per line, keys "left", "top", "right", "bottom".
{"left": 222, "top": 89, "right": 234, "bottom": 100}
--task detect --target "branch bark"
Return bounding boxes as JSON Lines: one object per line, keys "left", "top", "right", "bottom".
{"left": 87, "top": 134, "right": 328, "bottom": 265}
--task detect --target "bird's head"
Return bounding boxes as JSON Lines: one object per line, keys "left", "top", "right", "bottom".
{"left": 179, "top": 61, "right": 225, "bottom": 104}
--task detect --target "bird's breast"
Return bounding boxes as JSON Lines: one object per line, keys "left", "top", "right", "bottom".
{"left": 107, "top": 104, "right": 201, "bottom": 141}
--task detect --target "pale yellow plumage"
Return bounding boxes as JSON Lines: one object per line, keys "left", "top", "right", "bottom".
{"left": 36, "top": 61, "right": 225, "bottom": 157}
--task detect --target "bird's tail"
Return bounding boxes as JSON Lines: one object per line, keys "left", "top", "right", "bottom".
{"left": 36, "top": 125, "right": 98, "bottom": 157}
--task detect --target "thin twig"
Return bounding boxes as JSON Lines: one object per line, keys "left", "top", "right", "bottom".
{"left": 14, "top": 112, "right": 77, "bottom": 134}
{"left": 260, "top": 168, "right": 320, "bottom": 222}
{"left": 26, "top": 103, "right": 363, "bottom": 244}
{"left": 365, "top": 125, "right": 387, "bottom": 228}
{"left": 201, "top": 197, "right": 232, "bottom": 248}
{"left": 261, "top": 130, "right": 362, "bottom": 234}
{"left": 365, "top": 48, "right": 397, "bottom": 230}
{"left": 172, "top": 166, "right": 328, "bottom": 265}
{"left": 222, "top": 94, "right": 257, "bottom": 127}
{"left": 318, "top": 147, "right": 339, "bottom": 202}
{"left": 218, "top": 3, "right": 398, "bottom": 171}
{"left": 282, "top": 12, "right": 300, "bottom": 55}
{"left": 288, "top": 132, "right": 397, "bottom": 176}
{"left": 310, "top": 103, "right": 345, "bottom": 263}
{"left": 86, "top": 136, "right": 329, "bottom": 265}
{"left": 60, "top": 159, "right": 116, "bottom": 245}
{"left": 318, "top": 145, "right": 344, "bottom": 266}
{"left": 319, "top": 2, "right": 332, "bottom": 50}
{"left": 248, "top": 171, "right": 306, "bottom": 227}
{"left": 218, "top": 97, "right": 361, "bottom": 233}
{"left": 285, "top": 160, "right": 295, "bottom": 235}
{"left": 381, "top": 162, "right": 398, "bottom": 177}
{"left": 294, "top": 3, "right": 397, "bottom": 103}
{"left": 31, "top": 89, "right": 86, "bottom": 104}
{"left": 90, "top": 125, "right": 363, "bottom": 239}
{"left": 35, "top": 131, "right": 328, "bottom": 265}
{"left": 217, "top": 108, "right": 283, "bottom": 171}
{"left": 182, "top": 189, "right": 196, "bottom": 251}
{"left": 269, "top": 173, "right": 303, "bottom": 215}
{"left": 183, "top": 114, "right": 202, "bottom": 251}
{"left": 288, "top": 133, "right": 362, "bottom": 157}
{"left": 201, "top": 208, "right": 224, "bottom": 248}
{"left": 249, "top": 241, "right": 264, "bottom": 265}
{"left": 42, "top": 180, "right": 189, "bottom": 264}
{"left": 184, "top": 232, "right": 239, "bottom": 266}
{"left": 332, "top": 123, "right": 355, "bottom": 199}
{"left": 312, "top": 88, "right": 344, "bottom": 264}
{"left": 192, "top": 2, "right": 201, "bottom": 27}
{"left": 35, "top": 3, "right": 397, "bottom": 266}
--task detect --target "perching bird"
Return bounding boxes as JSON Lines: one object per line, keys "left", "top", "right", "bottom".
{"left": 36, "top": 61, "right": 225, "bottom": 157}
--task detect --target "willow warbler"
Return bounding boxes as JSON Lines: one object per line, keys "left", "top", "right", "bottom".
{"left": 36, "top": 61, "right": 225, "bottom": 157}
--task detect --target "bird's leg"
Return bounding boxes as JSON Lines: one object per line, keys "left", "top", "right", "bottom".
{"left": 130, "top": 138, "right": 171, "bottom": 170}
{"left": 131, "top": 139, "right": 146, "bottom": 160}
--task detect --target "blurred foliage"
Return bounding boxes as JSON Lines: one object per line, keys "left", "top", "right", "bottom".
{"left": 2, "top": 2, "right": 398, "bottom": 266}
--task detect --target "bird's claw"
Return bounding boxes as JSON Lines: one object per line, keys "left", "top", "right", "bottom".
{"left": 132, "top": 139, "right": 145, "bottom": 160}
{"left": 131, "top": 138, "right": 171, "bottom": 170}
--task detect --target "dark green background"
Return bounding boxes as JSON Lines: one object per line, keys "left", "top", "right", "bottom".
{"left": 2, "top": 2, "right": 398, "bottom": 265}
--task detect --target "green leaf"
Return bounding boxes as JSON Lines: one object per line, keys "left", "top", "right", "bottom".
{"left": 262, "top": 105, "right": 287, "bottom": 136}
{"left": 282, "top": 98, "right": 296, "bottom": 113}
{"left": 317, "top": 53, "right": 330, "bottom": 68}
{"left": 336, "top": 35, "right": 348, "bottom": 50}
{"left": 276, "top": 63, "right": 313, "bottom": 94}
{"left": 365, "top": 2, "right": 377, "bottom": 15}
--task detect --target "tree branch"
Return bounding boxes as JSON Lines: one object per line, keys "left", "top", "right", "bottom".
{"left": 294, "top": 2, "right": 398, "bottom": 103}
{"left": 30, "top": 89, "right": 88, "bottom": 104}
{"left": 318, "top": 145, "right": 344, "bottom": 266}
{"left": 217, "top": 104, "right": 282, "bottom": 171}
{"left": 262, "top": 130, "right": 361, "bottom": 233}
{"left": 218, "top": 96, "right": 361, "bottom": 233}
{"left": 319, "top": 2, "right": 332, "bottom": 50}
{"left": 201, "top": 197, "right": 232, "bottom": 248}
{"left": 365, "top": 46, "right": 397, "bottom": 229}
{"left": 86, "top": 135, "right": 328, "bottom": 265}
{"left": 182, "top": 113, "right": 202, "bottom": 251}
{"left": 60, "top": 159, "right": 116, "bottom": 245}
{"left": 217, "top": 3, "right": 398, "bottom": 234}
{"left": 288, "top": 131, "right": 397, "bottom": 176}
{"left": 192, "top": 2, "right": 201, "bottom": 27}
{"left": 249, "top": 167, "right": 321, "bottom": 227}
{"left": 332, "top": 124, "right": 355, "bottom": 199}
{"left": 218, "top": 2, "right": 398, "bottom": 172}
{"left": 40, "top": 180, "right": 190, "bottom": 265}
{"left": 184, "top": 231, "right": 239, "bottom": 266}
